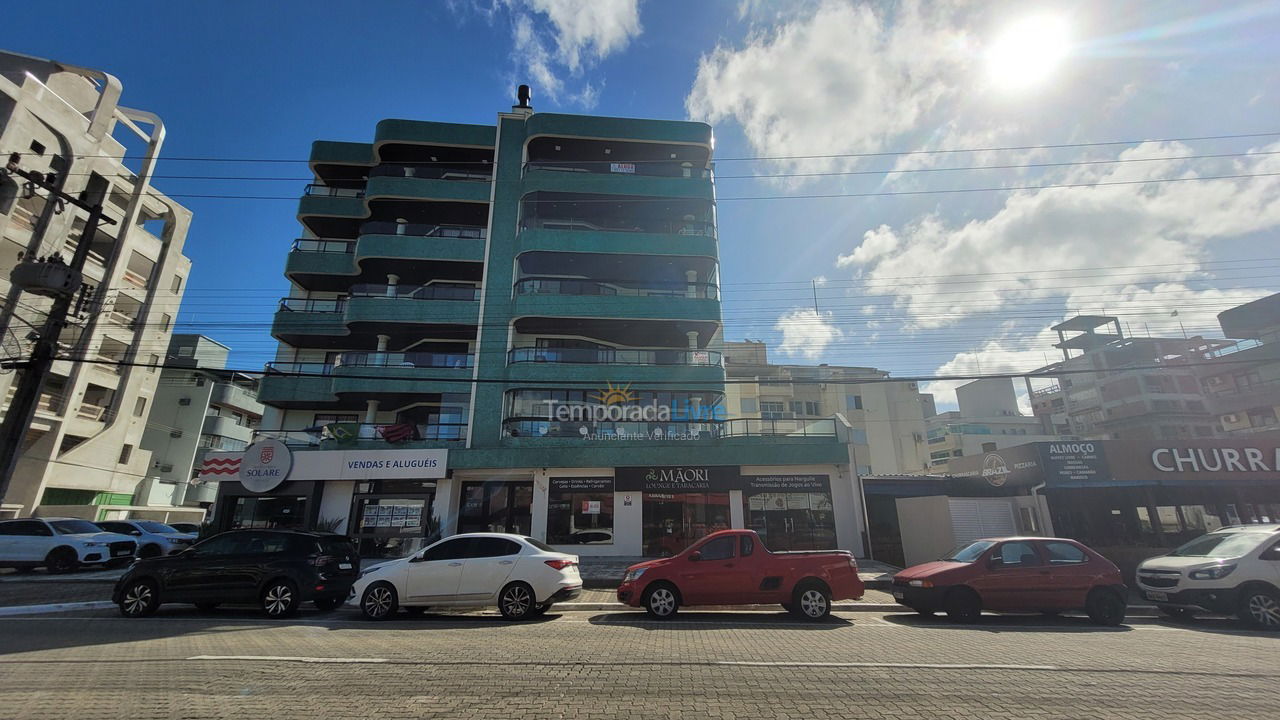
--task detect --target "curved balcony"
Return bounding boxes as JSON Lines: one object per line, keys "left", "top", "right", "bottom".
{"left": 522, "top": 166, "right": 713, "bottom": 201}
{"left": 500, "top": 417, "right": 837, "bottom": 444}
{"left": 365, "top": 174, "right": 490, "bottom": 204}
{"left": 508, "top": 347, "right": 721, "bottom": 366}
{"left": 516, "top": 227, "right": 716, "bottom": 259}
{"left": 514, "top": 277, "right": 718, "bottom": 300}
{"left": 506, "top": 345, "right": 724, "bottom": 385}
{"left": 257, "top": 422, "right": 469, "bottom": 449}
{"left": 271, "top": 288, "right": 480, "bottom": 346}
{"left": 260, "top": 354, "right": 474, "bottom": 409}
{"left": 286, "top": 226, "right": 487, "bottom": 291}
{"left": 369, "top": 164, "right": 492, "bottom": 183}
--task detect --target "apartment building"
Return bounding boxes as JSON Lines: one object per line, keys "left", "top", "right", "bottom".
{"left": 206, "top": 92, "right": 866, "bottom": 558}
{"left": 1029, "top": 315, "right": 1229, "bottom": 443}
{"left": 138, "top": 335, "right": 262, "bottom": 520}
{"left": 723, "top": 340, "right": 930, "bottom": 475}
{"left": 1198, "top": 292, "right": 1280, "bottom": 437}
{"left": 0, "top": 51, "right": 191, "bottom": 519}
{"left": 927, "top": 377, "right": 1070, "bottom": 471}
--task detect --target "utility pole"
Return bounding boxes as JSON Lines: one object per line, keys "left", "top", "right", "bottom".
{"left": 0, "top": 153, "right": 117, "bottom": 506}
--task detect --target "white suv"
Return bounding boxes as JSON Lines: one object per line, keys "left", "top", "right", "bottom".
{"left": 0, "top": 517, "right": 138, "bottom": 573}
{"left": 351, "top": 533, "right": 583, "bottom": 620}
{"left": 96, "top": 520, "right": 197, "bottom": 558}
{"left": 1136, "top": 524, "right": 1280, "bottom": 629}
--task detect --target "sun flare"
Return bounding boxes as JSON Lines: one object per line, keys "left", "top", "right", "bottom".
{"left": 986, "top": 15, "right": 1070, "bottom": 90}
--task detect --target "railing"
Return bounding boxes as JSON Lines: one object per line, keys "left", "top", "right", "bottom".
{"left": 337, "top": 351, "right": 473, "bottom": 369}
{"left": 508, "top": 347, "right": 721, "bottom": 366}
{"left": 513, "top": 277, "right": 718, "bottom": 300}
{"left": 524, "top": 161, "right": 712, "bottom": 179}
{"left": 265, "top": 361, "right": 333, "bottom": 376}
{"left": 104, "top": 311, "right": 138, "bottom": 329}
{"left": 5, "top": 386, "right": 62, "bottom": 414}
{"left": 121, "top": 269, "right": 149, "bottom": 289}
{"left": 76, "top": 404, "right": 110, "bottom": 421}
{"left": 359, "top": 221, "right": 487, "bottom": 239}
{"left": 519, "top": 216, "right": 716, "bottom": 238}
{"left": 502, "top": 417, "right": 836, "bottom": 440}
{"left": 369, "top": 164, "right": 493, "bottom": 182}
{"left": 304, "top": 184, "right": 365, "bottom": 198}
{"left": 291, "top": 238, "right": 355, "bottom": 253}
{"left": 256, "top": 422, "right": 470, "bottom": 447}
{"left": 211, "top": 382, "right": 262, "bottom": 410}
{"left": 349, "top": 284, "right": 479, "bottom": 301}
{"left": 278, "top": 297, "right": 346, "bottom": 313}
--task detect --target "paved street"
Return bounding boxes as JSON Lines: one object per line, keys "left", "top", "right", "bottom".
{"left": 1, "top": 604, "right": 1276, "bottom": 719}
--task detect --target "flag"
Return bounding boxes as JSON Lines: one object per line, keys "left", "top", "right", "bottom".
{"left": 323, "top": 423, "right": 359, "bottom": 444}
{"left": 377, "top": 423, "right": 417, "bottom": 444}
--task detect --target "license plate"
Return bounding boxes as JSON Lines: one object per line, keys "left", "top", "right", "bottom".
{"left": 339, "top": 562, "right": 352, "bottom": 570}
{"left": 113, "top": 549, "right": 130, "bottom": 556}
{"left": 892, "top": 591, "right": 904, "bottom": 599}
{"left": 1146, "top": 591, "right": 1168, "bottom": 601}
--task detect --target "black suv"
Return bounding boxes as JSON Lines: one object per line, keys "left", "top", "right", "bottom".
{"left": 113, "top": 529, "right": 359, "bottom": 617}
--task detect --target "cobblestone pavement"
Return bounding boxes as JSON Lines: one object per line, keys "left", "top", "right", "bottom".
{"left": 0, "top": 605, "right": 1276, "bottom": 719}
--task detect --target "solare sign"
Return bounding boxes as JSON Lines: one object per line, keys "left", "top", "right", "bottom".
{"left": 239, "top": 438, "right": 293, "bottom": 493}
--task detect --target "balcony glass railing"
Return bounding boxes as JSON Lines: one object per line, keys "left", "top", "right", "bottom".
{"left": 291, "top": 238, "right": 355, "bottom": 253}
{"left": 513, "top": 277, "right": 718, "bottom": 299}
{"left": 519, "top": 216, "right": 715, "bottom": 238}
{"left": 369, "top": 164, "right": 493, "bottom": 182}
{"left": 502, "top": 417, "right": 835, "bottom": 440}
{"left": 265, "top": 361, "right": 333, "bottom": 375}
{"left": 256, "top": 423, "right": 469, "bottom": 447}
{"left": 508, "top": 347, "right": 721, "bottom": 366}
{"left": 359, "top": 221, "right": 487, "bottom": 239}
{"left": 278, "top": 297, "right": 345, "bottom": 313}
{"left": 349, "top": 284, "right": 479, "bottom": 301}
{"left": 524, "top": 161, "right": 713, "bottom": 180}
{"left": 304, "top": 184, "right": 365, "bottom": 198}
{"left": 337, "top": 351, "right": 473, "bottom": 369}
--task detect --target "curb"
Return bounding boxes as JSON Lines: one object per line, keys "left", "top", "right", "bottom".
{"left": 0, "top": 600, "right": 116, "bottom": 616}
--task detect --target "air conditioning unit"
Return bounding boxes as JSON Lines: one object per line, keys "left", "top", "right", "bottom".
{"left": 169, "top": 430, "right": 183, "bottom": 438}
{"left": 159, "top": 464, "right": 173, "bottom": 473}
{"left": 1223, "top": 414, "right": 1239, "bottom": 423}
{"left": 178, "top": 398, "right": 191, "bottom": 406}
{"left": 1207, "top": 376, "right": 1224, "bottom": 386}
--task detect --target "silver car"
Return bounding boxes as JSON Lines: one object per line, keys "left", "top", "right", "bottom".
{"left": 96, "top": 520, "right": 198, "bottom": 558}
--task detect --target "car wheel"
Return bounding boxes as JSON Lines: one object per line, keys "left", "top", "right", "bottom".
{"left": 498, "top": 582, "right": 536, "bottom": 621}
{"left": 138, "top": 544, "right": 163, "bottom": 559}
{"left": 361, "top": 582, "right": 398, "bottom": 620}
{"left": 1157, "top": 605, "right": 1196, "bottom": 621}
{"left": 792, "top": 583, "right": 832, "bottom": 621}
{"left": 194, "top": 602, "right": 220, "bottom": 612}
{"left": 1238, "top": 586, "right": 1280, "bottom": 630}
{"left": 642, "top": 582, "right": 680, "bottom": 619}
{"left": 1086, "top": 588, "right": 1126, "bottom": 627}
{"left": 313, "top": 597, "right": 342, "bottom": 612}
{"left": 260, "top": 580, "right": 300, "bottom": 618}
{"left": 45, "top": 547, "right": 78, "bottom": 574}
{"left": 118, "top": 579, "right": 159, "bottom": 618}
{"left": 944, "top": 587, "right": 982, "bottom": 624}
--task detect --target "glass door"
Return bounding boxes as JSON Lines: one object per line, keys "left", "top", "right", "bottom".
{"left": 458, "top": 482, "right": 533, "bottom": 535}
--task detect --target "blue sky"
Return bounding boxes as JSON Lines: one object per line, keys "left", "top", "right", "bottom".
{"left": 6, "top": 0, "right": 1280, "bottom": 409}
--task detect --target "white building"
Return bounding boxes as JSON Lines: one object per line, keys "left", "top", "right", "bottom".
{"left": 926, "top": 378, "right": 1071, "bottom": 471}
{"left": 0, "top": 51, "right": 192, "bottom": 520}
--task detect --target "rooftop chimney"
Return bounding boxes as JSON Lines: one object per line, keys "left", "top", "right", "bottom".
{"left": 512, "top": 84, "right": 533, "bottom": 117}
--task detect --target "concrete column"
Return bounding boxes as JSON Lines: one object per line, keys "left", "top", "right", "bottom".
{"left": 376, "top": 334, "right": 390, "bottom": 352}
{"left": 686, "top": 331, "right": 699, "bottom": 350}
{"left": 729, "top": 490, "right": 745, "bottom": 529}
{"left": 395, "top": 218, "right": 407, "bottom": 236}
{"left": 685, "top": 270, "right": 698, "bottom": 299}
{"left": 363, "top": 399, "right": 379, "bottom": 427}
{"left": 386, "top": 274, "right": 399, "bottom": 298}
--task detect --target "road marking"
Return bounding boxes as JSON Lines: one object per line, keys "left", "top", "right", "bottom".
{"left": 187, "top": 655, "right": 388, "bottom": 664}
{"left": 0, "top": 601, "right": 116, "bottom": 616}
{"left": 716, "top": 661, "right": 1061, "bottom": 670}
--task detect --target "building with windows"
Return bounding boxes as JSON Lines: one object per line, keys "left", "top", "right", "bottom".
{"left": 723, "top": 340, "right": 930, "bottom": 475}
{"left": 1198, "top": 292, "right": 1280, "bottom": 437}
{"left": 926, "top": 378, "right": 1069, "bottom": 471}
{"left": 211, "top": 95, "right": 865, "bottom": 559}
{"left": 137, "top": 335, "right": 262, "bottom": 521}
{"left": 0, "top": 52, "right": 191, "bottom": 520}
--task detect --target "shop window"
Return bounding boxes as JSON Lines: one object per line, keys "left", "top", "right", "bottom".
{"left": 1154, "top": 506, "right": 1181, "bottom": 534}
{"left": 743, "top": 489, "right": 836, "bottom": 551}
{"left": 643, "top": 492, "right": 730, "bottom": 557}
{"left": 846, "top": 394, "right": 863, "bottom": 410}
{"left": 1042, "top": 541, "right": 1087, "bottom": 564}
{"left": 547, "top": 478, "right": 613, "bottom": 545}
{"left": 1179, "top": 506, "right": 1223, "bottom": 532}
{"left": 118, "top": 444, "right": 132, "bottom": 464}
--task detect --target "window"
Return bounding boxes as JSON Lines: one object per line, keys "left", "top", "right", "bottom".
{"left": 995, "top": 541, "right": 1042, "bottom": 567}
{"left": 160, "top": 314, "right": 172, "bottom": 332}
{"left": 233, "top": 412, "right": 245, "bottom": 426}
{"left": 697, "top": 536, "right": 735, "bottom": 561}
{"left": 98, "top": 521, "right": 136, "bottom": 535}
{"left": 244, "top": 532, "right": 290, "bottom": 554}
{"left": 1042, "top": 541, "right": 1087, "bottom": 564}
{"left": 422, "top": 538, "right": 471, "bottom": 561}
{"left": 118, "top": 444, "right": 132, "bottom": 464}
{"left": 740, "top": 535, "right": 754, "bottom": 556}
{"left": 469, "top": 537, "right": 522, "bottom": 557}
{"left": 193, "top": 532, "right": 253, "bottom": 557}
{"left": 148, "top": 354, "right": 160, "bottom": 372}
{"left": 51, "top": 519, "right": 107, "bottom": 534}
{"left": 760, "top": 401, "right": 786, "bottom": 419}
{"left": 177, "top": 346, "right": 194, "bottom": 357}
{"left": 170, "top": 275, "right": 184, "bottom": 294}
{"left": 133, "top": 397, "right": 146, "bottom": 417}
{"left": 790, "top": 401, "right": 819, "bottom": 416}
{"left": 0, "top": 520, "right": 52, "bottom": 536}
{"left": 846, "top": 394, "right": 863, "bottom": 410}
{"left": 547, "top": 479, "right": 613, "bottom": 545}
{"left": 739, "top": 397, "right": 758, "bottom": 414}
{"left": 314, "top": 413, "right": 359, "bottom": 426}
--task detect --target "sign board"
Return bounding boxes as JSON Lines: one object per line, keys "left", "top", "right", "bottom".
{"left": 549, "top": 477, "right": 614, "bottom": 493}
{"left": 582, "top": 500, "right": 602, "bottom": 515}
{"left": 239, "top": 439, "right": 293, "bottom": 493}
{"left": 609, "top": 162, "right": 636, "bottom": 174}
{"left": 743, "top": 475, "right": 830, "bottom": 493}
{"left": 1105, "top": 440, "right": 1280, "bottom": 483}
{"left": 615, "top": 466, "right": 741, "bottom": 492}
{"left": 1040, "top": 442, "right": 1107, "bottom": 485}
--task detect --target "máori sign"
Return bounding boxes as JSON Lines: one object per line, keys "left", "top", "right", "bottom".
{"left": 1152, "top": 446, "right": 1280, "bottom": 473}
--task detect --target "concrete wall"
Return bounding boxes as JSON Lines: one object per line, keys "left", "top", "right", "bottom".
{"left": 956, "top": 378, "right": 1022, "bottom": 418}
{"left": 896, "top": 495, "right": 955, "bottom": 567}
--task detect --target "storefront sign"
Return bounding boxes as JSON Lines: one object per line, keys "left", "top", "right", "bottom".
{"left": 609, "top": 162, "right": 636, "bottom": 174}
{"left": 1040, "top": 442, "right": 1107, "bottom": 484}
{"left": 949, "top": 444, "right": 1044, "bottom": 489}
{"left": 550, "top": 477, "right": 614, "bottom": 492}
{"left": 743, "top": 475, "right": 830, "bottom": 492}
{"left": 582, "top": 500, "right": 602, "bottom": 514}
{"left": 239, "top": 439, "right": 293, "bottom": 493}
{"left": 615, "top": 465, "right": 741, "bottom": 491}
{"left": 292, "top": 448, "right": 448, "bottom": 481}
{"left": 1105, "top": 440, "right": 1280, "bottom": 482}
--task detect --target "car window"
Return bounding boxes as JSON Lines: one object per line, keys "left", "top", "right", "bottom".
{"left": 1042, "top": 541, "right": 1088, "bottom": 564}
{"left": 942, "top": 540, "right": 996, "bottom": 562}
{"left": 470, "top": 537, "right": 522, "bottom": 557}
{"left": 98, "top": 522, "right": 135, "bottom": 534}
{"left": 995, "top": 541, "right": 1042, "bottom": 567}
{"left": 740, "top": 535, "right": 754, "bottom": 557}
{"left": 0, "top": 520, "right": 52, "bottom": 537}
{"left": 193, "top": 533, "right": 253, "bottom": 556}
{"left": 522, "top": 536, "right": 557, "bottom": 552}
{"left": 243, "top": 532, "right": 291, "bottom": 554}
{"left": 49, "top": 519, "right": 104, "bottom": 535}
{"left": 1170, "top": 532, "right": 1271, "bottom": 558}
{"left": 698, "top": 536, "right": 735, "bottom": 561}
{"left": 423, "top": 538, "right": 471, "bottom": 561}
{"left": 1261, "top": 541, "right": 1280, "bottom": 561}
{"left": 317, "top": 536, "right": 357, "bottom": 556}
{"left": 137, "top": 521, "right": 177, "bottom": 534}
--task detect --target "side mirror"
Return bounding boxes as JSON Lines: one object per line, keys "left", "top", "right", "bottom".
{"left": 988, "top": 556, "right": 1004, "bottom": 569}
{"left": 689, "top": 551, "right": 702, "bottom": 562}
{"left": 131, "top": 530, "right": 142, "bottom": 536}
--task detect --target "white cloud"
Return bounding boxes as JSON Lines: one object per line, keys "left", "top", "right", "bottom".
{"left": 774, "top": 308, "right": 844, "bottom": 359}
{"left": 498, "top": 0, "right": 641, "bottom": 103}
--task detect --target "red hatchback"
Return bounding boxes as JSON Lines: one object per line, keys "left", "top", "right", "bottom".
{"left": 891, "top": 537, "right": 1127, "bottom": 625}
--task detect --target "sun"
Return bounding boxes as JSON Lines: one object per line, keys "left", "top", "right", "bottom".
{"left": 986, "top": 15, "right": 1070, "bottom": 90}
{"left": 591, "top": 382, "right": 636, "bottom": 406}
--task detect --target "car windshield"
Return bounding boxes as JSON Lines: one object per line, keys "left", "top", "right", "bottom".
{"left": 1169, "top": 532, "right": 1270, "bottom": 558}
{"left": 941, "top": 540, "right": 997, "bottom": 562}
{"left": 50, "top": 519, "right": 104, "bottom": 535}
{"left": 137, "top": 521, "right": 178, "bottom": 534}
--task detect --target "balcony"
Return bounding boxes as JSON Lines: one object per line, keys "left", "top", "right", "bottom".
{"left": 260, "top": 353, "right": 474, "bottom": 408}
{"left": 257, "top": 422, "right": 469, "bottom": 449}
{"left": 513, "top": 277, "right": 718, "bottom": 300}
{"left": 298, "top": 193, "right": 365, "bottom": 219}
{"left": 1208, "top": 378, "right": 1280, "bottom": 416}
{"left": 508, "top": 347, "right": 720, "bottom": 366}
{"left": 305, "top": 184, "right": 365, "bottom": 198}
{"left": 345, "top": 284, "right": 481, "bottom": 327}
{"left": 501, "top": 417, "right": 837, "bottom": 444}
{"left": 202, "top": 415, "right": 255, "bottom": 443}
{"left": 522, "top": 166, "right": 713, "bottom": 201}
{"left": 211, "top": 382, "right": 263, "bottom": 413}
{"left": 364, "top": 174, "right": 490, "bottom": 204}
{"left": 369, "top": 164, "right": 492, "bottom": 183}
{"left": 506, "top": 345, "right": 724, "bottom": 385}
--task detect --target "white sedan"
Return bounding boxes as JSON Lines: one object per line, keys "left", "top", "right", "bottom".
{"left": 351, "top": 533, "right": 582, "bottom": 620}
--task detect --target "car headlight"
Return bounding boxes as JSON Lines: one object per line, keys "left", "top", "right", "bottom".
{"left": 908, "top": 579, "right": 933, "bottom": 588}
{"left": 624, "top": 568, "right": 647, "bottom": 583}
{"left": 83, "top": 541, "right": 104, "bottom": 547}
{"left": 1189, "top": 564, "right": 1236, "bottom": 580}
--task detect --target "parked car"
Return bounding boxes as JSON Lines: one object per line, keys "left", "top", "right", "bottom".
{"left": 167, "top": 522, "right": 202, "bottom": 534}
{"left": 96, "top": 520, "right": 197, "bottom": 558}
{"left": 1136, "top": 524, "right": 1280, "bottom": 629}
{"left": 891, "top": 537, "right": 1127, "bottom": 625}
{"left": 568, "top": 529, "right": 613, "bottom": 544}
{"left": 0, "top": 517, "right": 137, "bottom": 573}
{"left": 351, "top": 533, "right": 582, "bottom": 621}
{"left": 616, "top": 529, "right": 864, "bottom": 620}
{"left": 113, "top": 529, "right": 359, "bottom": 617}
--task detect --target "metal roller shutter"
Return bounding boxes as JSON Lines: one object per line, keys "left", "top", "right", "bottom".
{"left": 949, "top": 498, "right": 1017, "bottom": 545}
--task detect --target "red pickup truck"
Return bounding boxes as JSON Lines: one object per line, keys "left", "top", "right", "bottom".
{"left": 616, "top": 529, "right": 863, "bottom": 620}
